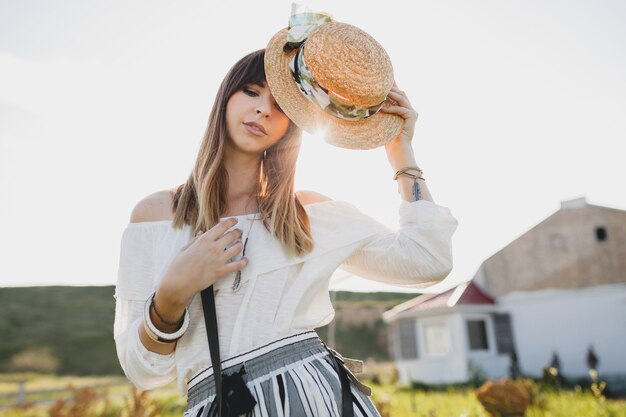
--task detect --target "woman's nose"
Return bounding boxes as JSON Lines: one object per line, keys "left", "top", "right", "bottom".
{"left": 255, "top": 96, "right": 273, "bottom": 117}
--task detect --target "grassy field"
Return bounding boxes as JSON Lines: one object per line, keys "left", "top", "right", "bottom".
{"left": 1, "top": 373, "right": 625, "bottom": 417}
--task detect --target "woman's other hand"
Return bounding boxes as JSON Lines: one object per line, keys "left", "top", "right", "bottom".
{"left": 159, "top": 218, "right": 246, "bottom": 306}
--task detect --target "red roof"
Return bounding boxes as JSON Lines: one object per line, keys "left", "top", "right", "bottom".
{"left": 383, "top": 281, "right": 494, "bottom": 320}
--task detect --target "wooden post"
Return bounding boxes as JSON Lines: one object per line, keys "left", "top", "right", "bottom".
{"left": 17, "top": 381, "right": 26, "bottom": 406}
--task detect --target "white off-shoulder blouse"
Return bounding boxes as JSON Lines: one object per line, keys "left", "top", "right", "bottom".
{"left": 113, "top": 199, "right": 458, "bottom": 396}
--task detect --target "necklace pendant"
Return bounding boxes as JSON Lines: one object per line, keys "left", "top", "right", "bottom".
{"left": 233, "top": 271, "right": 242, "bottom": 292}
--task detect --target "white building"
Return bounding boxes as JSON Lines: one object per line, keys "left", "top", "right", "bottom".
{"left": 383, "top": 280, "right": 512, "bottom": 384}
{"left": 384, "top": 197, "right": 626, "bottom": 391}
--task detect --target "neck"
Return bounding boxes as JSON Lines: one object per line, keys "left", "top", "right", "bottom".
{"left": 223, "top": 150, "right": 263, "bottom": 213}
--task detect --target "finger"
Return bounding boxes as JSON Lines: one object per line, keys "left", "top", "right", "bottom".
{"left": 387, "top": 90, "right": 412, "bottom": 107}
{"left": 380, "top": 105, "right": 418, "bottom": 119}
{"left": 380, "top": 106, "right": 417, "bottom": 117}
{"left": 215, "top": 227, "right": 243, "bottom": 249}
{"left": 222, "top": 257, "right": 248, "bottom": 274}
{"left": 181, "top": 234, "right": 201, "bottom": 251}
{"left": 223, "top": 240, "right": 244, "bottom": 260}
{"left": 385, "top": 94, "right": 409, "bottom": 111}
{"left": 203, "top": 217, "right": 239, "bottom": 241}
{"left": 390, "top": 83, "right": 404, "bottom": 94}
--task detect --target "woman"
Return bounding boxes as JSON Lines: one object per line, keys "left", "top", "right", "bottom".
{"left": 114, "top": 47, "right": 457, "bottom": 417}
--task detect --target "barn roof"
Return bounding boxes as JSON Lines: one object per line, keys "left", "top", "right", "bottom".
{"left": 383, "top": 280, "right": 494, "bottom": 321}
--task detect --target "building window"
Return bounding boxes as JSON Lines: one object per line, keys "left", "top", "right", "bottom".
{"left": 494, "top": 313, "right": 515, "bottom": 354}
{"left": 396, "top": 319, "right": 418, "bottom": 359}
{"left": 595, "top": 227, "right": 608, "bottom": 242}
{"left": 423, "top": 321, "right": 451, "bottom": 356}
{"left": 466, "top": 319, "right": 489, "bottom": 351}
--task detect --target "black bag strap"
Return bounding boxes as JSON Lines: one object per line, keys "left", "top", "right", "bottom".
{"left": 320, "top": 341, "right": 355, "bottom": 417}
{"left": 200, "top": 285, "right": 354, "bottom": 417}
{"left": 200, "top": 286, "right": 223, "bottom": 417}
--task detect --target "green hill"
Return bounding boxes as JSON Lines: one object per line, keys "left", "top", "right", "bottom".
{"left": 0, "top": 286, "right": 417, "bottom": 375}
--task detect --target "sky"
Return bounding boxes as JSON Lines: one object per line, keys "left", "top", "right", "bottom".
{"left": 0, "top": 0, "right": 624, "bottom": 293}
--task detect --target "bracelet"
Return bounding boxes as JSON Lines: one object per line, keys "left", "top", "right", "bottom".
{"left": 143, "top": 292, "right": 190, "bottom": 344}
{"left": 393, "top": 166, "right": 425, "bottom": 181}
{"left": 393, "top": 166, "right": 424, "bottom": 201}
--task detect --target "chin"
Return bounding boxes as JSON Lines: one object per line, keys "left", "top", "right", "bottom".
{"left": 241, "top": 144, "right": 268, "bottom": 156}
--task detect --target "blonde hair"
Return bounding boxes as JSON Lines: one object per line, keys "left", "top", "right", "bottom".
{"left": 172, "top": 49, "right": 314, "bottom": 257}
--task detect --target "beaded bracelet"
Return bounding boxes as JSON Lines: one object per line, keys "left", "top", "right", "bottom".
{"left": 143, "top": 292, "right": 190, "bottom": 344}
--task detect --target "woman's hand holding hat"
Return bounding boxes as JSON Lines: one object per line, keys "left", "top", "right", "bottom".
{"left": 380, "top": 82, "right": 434, "bottom": 202}
{"left": 381, "top": 82, "right": 419, "bottom": 149}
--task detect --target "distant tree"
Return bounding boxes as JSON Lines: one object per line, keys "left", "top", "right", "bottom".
{"left": 550, "top": 351, "right": 561, "bottom": 373}
{"left": 587, "top": 346, "right": 599, "bottom": 373}
{"left": 587, "top": 347, "right": 598, "bottom": 368}
{"left": 509, "top": 349, "right": 521, "bottom": 379}
{"left": 541, "top": 351, "right": 566, "bottom": 390}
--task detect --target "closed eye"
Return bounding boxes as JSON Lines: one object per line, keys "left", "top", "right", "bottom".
{"left": 243, "top": 86, "right": 284, "bottom": 113}
{"left": 243, "top": 87, "right": 258, "bottom": 97}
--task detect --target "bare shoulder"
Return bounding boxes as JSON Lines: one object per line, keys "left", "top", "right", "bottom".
{"left": 296, "top": 190, "right": 333, "bottom": 206}
{"left": 129, "top": 188, "right": 177, "bottom": 223}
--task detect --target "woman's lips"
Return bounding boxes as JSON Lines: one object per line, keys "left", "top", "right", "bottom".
{"left": 243, "top": 123, "right": 267, "bottom": 137}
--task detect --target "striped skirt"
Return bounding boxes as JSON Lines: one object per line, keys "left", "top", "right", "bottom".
{"left": 183, "top": 330, "right": 381, "bottom": 417}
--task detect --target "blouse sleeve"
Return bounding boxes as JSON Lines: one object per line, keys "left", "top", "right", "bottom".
{"left": 113, "top": 223, "right": 177, "bottom": 391}
{"left": 339, "top": 199, "right": 458, "bottom": 289}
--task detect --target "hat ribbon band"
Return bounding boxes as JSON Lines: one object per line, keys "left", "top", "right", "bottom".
{"left": 289, "top": 45, "right": 384, "bottom": 121}
{"left": 284, "top": 9, "right": 333, "bottom": 51}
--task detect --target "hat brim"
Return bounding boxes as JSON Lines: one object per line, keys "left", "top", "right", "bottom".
{"left": 264, "top": 28, "right": 404, "bottom": 150}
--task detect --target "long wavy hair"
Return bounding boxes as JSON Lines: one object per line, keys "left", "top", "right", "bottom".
{"left": 171, "top": 49, "right": 313, "bottom": 257}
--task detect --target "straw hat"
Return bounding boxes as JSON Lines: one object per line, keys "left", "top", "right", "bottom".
{"left": 264, "top": 4, "right": 404, "bottom": 150}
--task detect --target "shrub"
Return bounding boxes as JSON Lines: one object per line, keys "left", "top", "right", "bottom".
{"left": 47, "top": 384, "right": 110, "bottom": 417}
{"left": 476, "top": 377, "right": 530, "bottom": 417}
{"left": 120, "top": 386, "right": 161, "bottom": 417}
